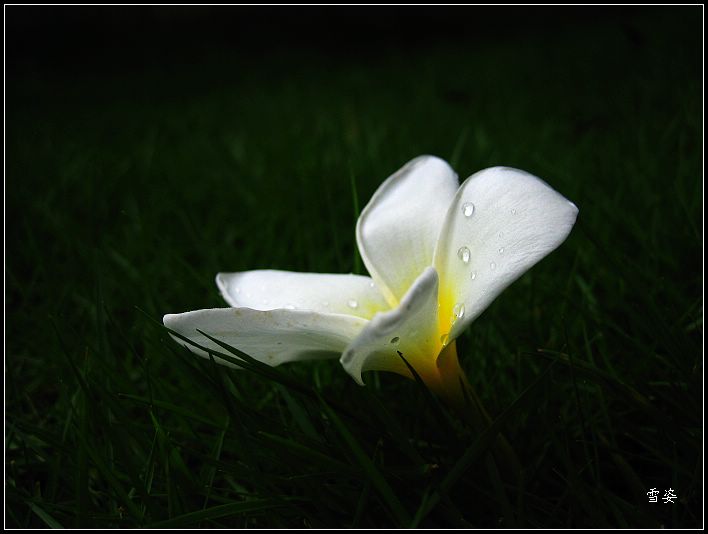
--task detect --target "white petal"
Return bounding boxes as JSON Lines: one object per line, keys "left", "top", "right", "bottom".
{"left": 216, "top": 270, "right": 389, "bottom": 320}
{"left": 340, "top": 267, "right": 442, "bottom": 386}
{"left": 164, "top": 307, "right": 367, "bottom": 368}
{"left": 356, "top": 156, "right": 459, "bottom": 307}
{"left": 434, "top": 166, "right": 578, "bottom": 340}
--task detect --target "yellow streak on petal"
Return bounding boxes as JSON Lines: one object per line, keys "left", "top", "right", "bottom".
{"left": 436, "top": 282, "right": 456, "bottom": 347}
{"left": 406, "top": 341, "right": 468, "bottom": 409}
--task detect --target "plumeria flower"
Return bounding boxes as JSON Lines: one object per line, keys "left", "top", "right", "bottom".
{"left": 164, "top": 156, "right": 578, "bottom": 404}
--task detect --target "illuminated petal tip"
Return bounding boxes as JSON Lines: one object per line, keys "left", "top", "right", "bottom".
{"left": 356, "top": 156, "right": 459, "bottom": 307}
{"left": 434, "top": 165, "right": 578, "bottom": 341}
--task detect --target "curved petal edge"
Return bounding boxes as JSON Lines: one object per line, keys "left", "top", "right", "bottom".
{"left": 340, "top": 267, "right": 442, "bottom": 386}
{"left": 164, "top": 307, "right": 367, "bottom": 368}
{"left": 216, "top": 270, "right": 388, "bottom": 320}
{"left": 356, "top": 155, "right": 459, "bottom": 307}
{"left": 433, "top": 166, "right": 578, "bottom": 340}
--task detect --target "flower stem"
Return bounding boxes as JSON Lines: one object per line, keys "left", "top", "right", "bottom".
{"left": 433, "top": 341, "right": 522, "bottom": 484}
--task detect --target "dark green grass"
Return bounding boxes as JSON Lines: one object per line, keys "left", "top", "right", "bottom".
{"left": 6, "top": 9, "right": 702, "bottom": 528}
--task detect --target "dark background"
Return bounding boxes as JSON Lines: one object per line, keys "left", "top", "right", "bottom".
{"left": 8, "top": 7, "right": 652, "bottom": 69}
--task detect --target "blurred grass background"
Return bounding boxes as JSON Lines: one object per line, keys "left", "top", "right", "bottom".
{"left": 6, "top": 6, "right": 702, "bottom": 528}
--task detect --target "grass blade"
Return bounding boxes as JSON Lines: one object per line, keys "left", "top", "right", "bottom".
{"left": 147, "top": 499, "right": 302, "bottom": 528}
{"left": 412, "top": 362, "right": 555, "bottom": 526}
{"left": 27, "top": 502, "right": 65, "bottom": 529}
{"left": 319, "top": 395, "right": 412, "bottom": 526}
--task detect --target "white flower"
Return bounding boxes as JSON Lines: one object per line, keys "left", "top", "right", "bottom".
{"left": 164, "top": 156, "right": 578, "bottom": 398}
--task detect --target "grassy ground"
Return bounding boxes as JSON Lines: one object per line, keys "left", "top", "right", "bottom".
{"left": 6, "top": 8, "right": 702, "bottom": 528}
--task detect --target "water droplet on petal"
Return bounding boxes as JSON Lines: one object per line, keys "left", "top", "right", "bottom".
{"left": 347, "top": 299, "right": 359, "bottom": 309}
{"left": 390, "top": 336, "right": 400, "bottom": 344}
{"left": 369, "top": 281, "right": 375, "bottom": 288}
{"left": 499, "top": 247, "right": 504, "bottom": 254}
{"left": 457, "top": 246, "right": 471, "bottom": 264}
{"left": 511, "top": 208, "right": 517, "bottom": 215}
{"left": 470, "top": 271, "right": 477, "bottom": 280}
{"left": 462, "top": 202, "right": 475, "bottom": 217}
{"left": 453, "top": 303, "right": 465, "bottom": 320}
{"left": 490, "top": 261, "right": 496, "bottom": 270}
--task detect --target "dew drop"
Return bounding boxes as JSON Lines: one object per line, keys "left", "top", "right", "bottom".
{"left": 511, "top": 208, "right": 517, "bottom": 215}
{"left": 390, "top": 336, "right": 400, "bottom": 344}
{"left": 498, "top": 247, "right": 504, "bottom": 254}
{"left": 462, "top": 202, "right": 475, "bottom": 217}
{"left": 369, "top": 281, "right": 376, "bottom": 288}
{"left": 470, "top": 271, "right": 477, "bottom": 280}
{"left": 347, "top": 299, "right": 359, "bottom": 309}
{"left": 457, "top": 246, "right": 471, "bottom": 264}
{"left": 490, "top": 261, "right": 497, "bottom": 270}
{"left": 453, "top": 303, "right": 465, "bottom": 320}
